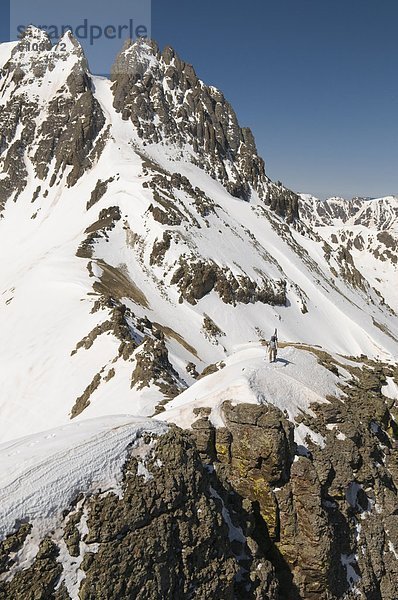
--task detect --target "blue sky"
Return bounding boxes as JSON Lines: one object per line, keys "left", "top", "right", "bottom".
{"left": 1, "top": 0, "right": 397, "bottom": 198}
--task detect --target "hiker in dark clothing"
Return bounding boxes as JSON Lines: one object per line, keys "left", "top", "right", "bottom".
{"left": 268, "top": 332, "right": 278, "bottom": 363}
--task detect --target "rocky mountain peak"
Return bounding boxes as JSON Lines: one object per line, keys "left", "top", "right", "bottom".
{"left": 110, "top": 37, "right": 299, "bottom": 216}
{"left": 17, "top": 24, "right": 52, "bottom": 46}
{"left": 112, "top": 36, "right": 161, "bottom": 77}
{"left": 6, "top": 27, "right": 87, "bottom": 78}
{"left": 0, "top": 28, "right": 105, "bottom": 206}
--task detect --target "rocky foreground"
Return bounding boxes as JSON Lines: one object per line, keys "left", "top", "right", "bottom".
{"left": 0, "top": 346, "right": 397, "bottom": 600}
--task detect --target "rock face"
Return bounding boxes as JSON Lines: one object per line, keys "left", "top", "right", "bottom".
{"left": 75, "top": 428, "right": 238, "bottom": 599}
{"left": 0, "top": 27, "right": 106, "bottom": 208}
{"left": 130, "top": 336, "right": 185, "bottom": 400}
{"left": 216, "top": 402, "right": 295, "bottom": 540}
{"left": 170, "top": 257, "right": 287, "bottom": 306}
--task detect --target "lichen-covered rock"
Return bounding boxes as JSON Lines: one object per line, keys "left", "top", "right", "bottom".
{"left": 216, "top": 402, "right": 295, "bottom": 540}
{"left": 277, "top": 457, "right": 333, "bottom": 598}
{"left": 189, "top": 355, "right": 398, "bottom": 600}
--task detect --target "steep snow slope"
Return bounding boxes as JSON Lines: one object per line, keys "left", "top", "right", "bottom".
{"left": 0, "top": 28, "right": 397, "bottom": 442}
{"left": 0, "top": 42, "right": 17, "bottom": 67}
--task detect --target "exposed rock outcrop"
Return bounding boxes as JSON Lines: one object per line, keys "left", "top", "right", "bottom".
{"left": 131, "top": 336, "right": 185, "bottom": 403}
{"left": 0, "top": 427, "right": 279, "bottom": 599}
{"left": 0, "top": 27, "right": 105, "bottom": 212}
{"left": 171, "top": 258, "right": 287, "bottom": 306}
{"left": 189, "top": 352, "right": 398, "bottom": 600}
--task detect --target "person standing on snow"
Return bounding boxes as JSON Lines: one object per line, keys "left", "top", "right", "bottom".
{"left": 268, "top": 331, "right": 278, "bottom": 363}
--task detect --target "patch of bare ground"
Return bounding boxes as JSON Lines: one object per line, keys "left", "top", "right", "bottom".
{"left": 92, "top": 260, "right": 149, "bottom": 308}
{"left": 70, "top": 372, "right": 102, "bottom": 419}
{"left": 153, "top": 322, "right": 200, "bottom": 359}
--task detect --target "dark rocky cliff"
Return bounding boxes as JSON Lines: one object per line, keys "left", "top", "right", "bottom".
{"left": 190, "top": 350, "right": 398, "bottom": 599}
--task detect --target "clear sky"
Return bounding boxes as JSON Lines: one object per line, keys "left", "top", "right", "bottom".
{"left": 151, "top": 0, "right": 397, "bottom": 199}
{"left": 1, "top": 0, "right": 397, "bottom": 199}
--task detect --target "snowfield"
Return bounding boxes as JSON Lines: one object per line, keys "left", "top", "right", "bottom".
{"left": 0, "top": 416, "right": 167, "bottom": 541}
{"left": 382, "top": 377, "right": 398, "bottom": 400}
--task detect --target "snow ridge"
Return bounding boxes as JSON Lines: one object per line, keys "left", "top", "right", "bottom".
{"left": 160, "top": 345, "right": 346, "bottom": 448}
{"left": 0, "top": 416, "right": 168, "bottom": 540}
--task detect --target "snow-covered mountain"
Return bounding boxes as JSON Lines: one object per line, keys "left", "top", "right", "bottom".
{"left": 0, "top": 27, "right": 397, "bottom": 443}
{"left": 0, "top": 27, "right": 397, "bottom": 600}
{"left": 300, "top": 193, "right": 398, "bottom": 311}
